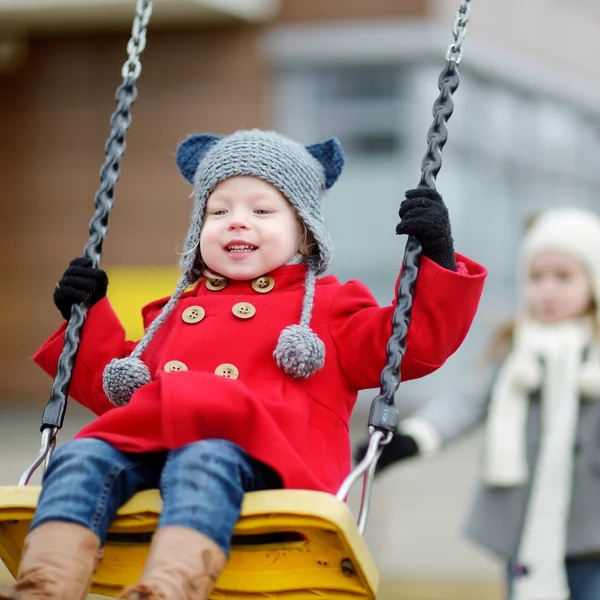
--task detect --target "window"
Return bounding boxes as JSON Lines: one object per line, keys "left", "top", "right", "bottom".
{"left": 273, "top": 56, "right": 600, "bottom": 399}
{"left": 276, "top": 65, "right": 408, "bottom": 161}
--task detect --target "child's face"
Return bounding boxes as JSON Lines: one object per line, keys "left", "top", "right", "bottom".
{"left": 525, "top": 250, "right": 594, "bottom": 324}
{"left": 200, "top": 176, "right": 305, "bottom": 280}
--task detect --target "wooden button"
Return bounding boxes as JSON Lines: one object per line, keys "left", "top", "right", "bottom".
{"left": 232, "top": 302, "right": 256, "bottom": 319}
{"left": 164, "top": 360, "right": 188, "bottom": 373}
{"left": 205, "top": 276, "right": 228, "bottom": 291}
{"left": 182, "top": 305, "right": 205, "bottom": 324}
{"left": 251, "top": 275, "right": 275, "bottom": 293}
{"left": 214, "top": 363, "right": 239, "bottom": 379}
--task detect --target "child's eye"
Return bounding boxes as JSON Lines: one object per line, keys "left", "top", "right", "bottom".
{"left": 529, "top": 271, "right": 543, "bottom": 282}
{"left": 254, "top": 208, "right": 273, "bottom": 215}
{"left": 209, "top": 209, "right": 227, "bottom": 216}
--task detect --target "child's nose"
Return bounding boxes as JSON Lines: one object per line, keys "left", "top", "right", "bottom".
{"left": 227, "top": 218, "right": 249, "bottom": 230}
{"left": 225, "top": 206, "right": 252, "bottom": 230}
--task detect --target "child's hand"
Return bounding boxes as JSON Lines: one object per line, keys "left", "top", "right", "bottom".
{"left": 353, "top": 432, "right": 419, "bottom": 475}
{"left": 53, "top": 257, "right": 109, "bottom": 320}
{"left": 396, "top": 188, "right": 456, "bottom": 271}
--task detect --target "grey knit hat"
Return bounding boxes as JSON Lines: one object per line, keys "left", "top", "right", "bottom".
{"left": 102, "top": 129, "right": 345, "bottom": 406}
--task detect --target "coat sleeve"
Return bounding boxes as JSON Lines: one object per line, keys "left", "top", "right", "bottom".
{"left": 32, "top": 298, "right": 137, "bottom": 416}
{"left": 400, "top": 362, "right": 499, "bottom": 457}
{"left": 327, "top": 253, "right": 487, "bottom": 391}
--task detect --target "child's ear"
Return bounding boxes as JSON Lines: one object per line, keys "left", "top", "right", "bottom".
{"left": 176, "top": 134, "right": 223, "bottom": 183}
{"left": 305, "top": 138, "right": 345, "bottom": 189}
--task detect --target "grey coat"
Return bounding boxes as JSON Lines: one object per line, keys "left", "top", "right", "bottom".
{"left": 411, "top": 364, "right": 600, "bottom": 560}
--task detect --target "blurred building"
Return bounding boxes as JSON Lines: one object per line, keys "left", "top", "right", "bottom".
{"left": 1, "top": 0, "right": 599, "bottom": 597}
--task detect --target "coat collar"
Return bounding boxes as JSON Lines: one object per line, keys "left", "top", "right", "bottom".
{"left": 191, "top": 263, "right": 321, "bottom": 296}
{"left": 142, "top": 264, "right": 338, "bottom": 320}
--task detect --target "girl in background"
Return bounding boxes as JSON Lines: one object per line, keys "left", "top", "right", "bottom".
{"left": 357, "top": 207, "right": 600, "bottom": 600}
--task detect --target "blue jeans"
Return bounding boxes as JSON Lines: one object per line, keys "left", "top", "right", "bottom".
{"left": 507, "top": 559, "right": 600, "bottom": 600}
{"left": 31, "top": 438, "right": 278, "bottom": 556}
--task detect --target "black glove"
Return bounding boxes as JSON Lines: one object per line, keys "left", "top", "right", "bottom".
{"left": 53, "top": 257, "right": 109, "bottom": 320}
{"left": 396, "top": 188, "right": 456, "bottom": 271}
{"left": 353, "top": 431, "right": 419, "bottom": 476}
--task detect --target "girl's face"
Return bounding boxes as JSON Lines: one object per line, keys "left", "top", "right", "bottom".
{"left": 526, "top": 250, "right": 594, "bottom": 324}
{"left": 199, "top": 176, "right": 305, "bottom": 280}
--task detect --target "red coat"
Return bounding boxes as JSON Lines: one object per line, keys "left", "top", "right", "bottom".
{"left": 34, "top": 256, "right": 486, "bottom": 494}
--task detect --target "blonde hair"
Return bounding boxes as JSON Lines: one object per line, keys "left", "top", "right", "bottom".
{"left": 483, "top": 305, "right": 600, "bottom": 365}
{"left": 483, "top": 320, "right": 515, "bottom": 364}
{"left": 298, "top": 221, "right": 317, "bottom": 258}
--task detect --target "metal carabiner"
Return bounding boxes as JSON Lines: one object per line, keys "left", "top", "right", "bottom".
{"left": 19, "top": 427, "right": 57, "bottom": 486}
{"left": 336, "top": 429, "right": 393, "bottom": 535}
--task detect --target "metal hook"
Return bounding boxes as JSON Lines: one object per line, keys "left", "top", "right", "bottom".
{"left": 19, "top": 427, "right": 57, "bottom": 486}
{"left": 336, "top": 429, "right": 392, "bottom": 535}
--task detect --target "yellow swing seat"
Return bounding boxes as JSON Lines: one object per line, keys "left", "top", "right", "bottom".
{"left": 0, "top": 486, "right": 379, "bottom": 599}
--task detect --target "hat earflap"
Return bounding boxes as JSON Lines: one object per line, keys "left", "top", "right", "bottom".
{"left": 176, "top": 133, "right": 223, "bottom": 183}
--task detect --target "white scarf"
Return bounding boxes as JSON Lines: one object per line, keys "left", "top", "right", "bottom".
{"left": 483, "top": 318, "right": 600, "bottom": 600}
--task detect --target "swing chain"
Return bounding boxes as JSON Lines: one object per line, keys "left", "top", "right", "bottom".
{"left": 122, "top": 0, "right": 153, "bottom": 79}
{"left": 20, "top": 3, "right": 152, "bottom": 485}
{"left": 445, "top": 0, "right": 472, "bottom": 64}
{"left": 83, "top": 79, "right": 138, "bottom": 265}
{"left": 340, "top": 0, "right": 473, "bottom": 534}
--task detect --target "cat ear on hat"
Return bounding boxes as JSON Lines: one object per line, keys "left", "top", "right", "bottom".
{"left": 305, "top": 138, "right": 345, "bottom": 189}
{"left": 176, "top": 134, "right": 222, "bottom": 183}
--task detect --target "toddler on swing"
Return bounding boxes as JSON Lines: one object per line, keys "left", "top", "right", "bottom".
{"left": 1, "top": 130, "right": 486, "bottom": 600}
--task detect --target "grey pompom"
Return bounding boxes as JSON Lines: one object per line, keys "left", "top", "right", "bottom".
{"left": 103, "top": 357, "right": 151, "bottom": 407}
{"left": 274, "top": 325, "right": 325, "bottom": 379}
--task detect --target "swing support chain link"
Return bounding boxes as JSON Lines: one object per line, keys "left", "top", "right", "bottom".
{"left": 122, "top": 0, "right": 153, "bottom": 80}
{"left": 337, "top": 0, "right": 473, "bottom": 533}
{"left": 19, "top": 2, "right": 153, "bottom": 486}
{"left": 446, "top": 0, "right": 472, "bottom": 65}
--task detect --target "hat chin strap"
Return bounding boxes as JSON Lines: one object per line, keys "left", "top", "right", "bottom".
{"left": 285, "top": 252, "right": 306, "bottom": 265}
{"left": 273, "top": 259, "right": 325, "bottom": 379}
{"left": 102, "top": 274, "right": 192, "bottom": 406}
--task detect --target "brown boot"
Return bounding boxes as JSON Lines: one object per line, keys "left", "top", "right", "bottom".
{"left": 118, "top": 526, "right": 227, "bottom": 600}
{"left": 0, "top": 522, "right": 101, "bottom": 600}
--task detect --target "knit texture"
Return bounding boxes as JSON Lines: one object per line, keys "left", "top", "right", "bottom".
{"left": 54, "top": 257, "right": 108, "bottom": 321}
{"left": 397, "top": 188, "right": 456, "bottom": 271}
{"left": 274, "top": 258, "right": 324, "bottom": 378}
{"left": 177, "top": 130, "right": 344, "bottom": 277}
